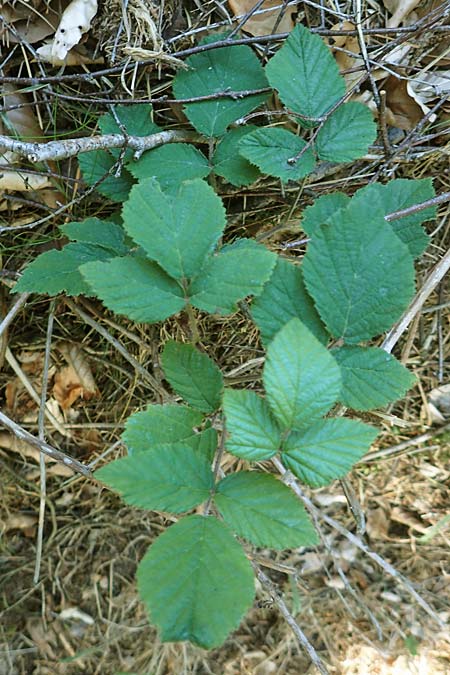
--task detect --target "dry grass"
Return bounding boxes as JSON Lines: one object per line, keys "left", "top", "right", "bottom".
{"left": 1, "top": 0, "right": 450, "bottom": 673}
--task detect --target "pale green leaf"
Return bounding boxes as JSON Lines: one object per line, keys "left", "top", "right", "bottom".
{"left": 173, "top": 39, "right": 268, "bottom": 137}
{"left": 189, "top": 239, "right": 276, "bottom": 315}
{"left": 264, "top": 318, "right": 341, "bottom": 431}
{"left": 60, "top": 218, "right": 128, "bottom": 255}
{"left": 239, "top": 127, "right": 315, "bottom": 181}
{"left": 301, "top": 192, "right": 350, "bottom": 236}
{"left": 161, "top": 341, "right": 223, "bottom": 413}
{"left": 282, "top": 417, "right": 378, "bottom": 486}
{"left": 265, "top": 24, "right": 345, "bottom": 121}
{"left": 354, "top": 178, "right": 434, "bottom": 258}
{"left": 137, "top": 515, "right": 255, "bottom": 648}
{"left": 123, "top": 404, "right": 203, "bottom": 454}
{"left": 14, "top": 243, "right": 115, "bottom": 296}
{"left": 80, "top": 256, "right": 186, "bottom": 323}
{"left": 96, "top": 443, "right": 213, "bottom": 512}
{"left": 122, "top": 178, "right": 226, "bottom": 280}
{"left": 212, "top": 126, "right": 261, "bottom": 186}
{"left": 223, "top": 389, "right": 281, "bottom": 460}
{"left": 302, "top": 197, "right": 416, "bottom": 343}
{"left": 332, "top": 345, "right": 416, "bottom": 410}
{"left": 215, "top": 472, "right": 317, "bottom": 549}
{"left": 78, "top": 150, "right": 135, "bottom": 202}
{"left": 315, "top": 102, "right": 376, "bottom": 161}
{"left": 251, "top": 257, "right": 328, "bottom": 346}
{"left": 129, "top": 144, "right": 210, "bottom": 190}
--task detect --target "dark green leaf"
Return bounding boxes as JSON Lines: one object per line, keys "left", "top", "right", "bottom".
{"left": 301, "top": 192, "right": 350, "bottom": 236}
{"left": 282, "top": 418, "right": 378, "bottom": 486}
{"left": 60, "top": 218, "right": 128, "bottom": 255}
{"left": 137, "top": 515, "right": 255, "bottom": 647}
{"left": 80, "top": 256, "right": 186, "bottom": 323}
{"left": 14, "top": 243, "right": 115, "bottom": 296}
{"left": 189, "top": 239, "right": 276, "bottom": 315}
{"left": 99, "top": 104, "right": 161, "bottom": 162}
{"left": 122, "top": 178, "right": 226, "bottom": 280}
{"left": 215, "top": 472, "right": 317, "bottom": 549}
{"left": 212, "top": 126, "right": 262, "bottom": 186}
{"left": 251, "top": 257, "right": 328, "bottom": 346}
{"left": 123, "top": 404, "right": 203, "bottom": 455}
{"left": 96, "top": 443, "right": 213, "bottom": 512}
{"left": 129, "top": 143, "right": 210, "bottom": 190}
{"left": 264, "top": 318, "right": 341, "bottom": 431}
{"left": 78, "top": 150, "right": 135, "bottom": 202}
{"left": 223, "top": 389, "right": 281, "bottom": 460}
{"left": 161, "top": 341, "right": 223, "bottom": 412}
{"left": 265, "top": 24, "right": 345, "bottom": 121}
{"left": 302, "top": 197, "right": 416, "bottom": 343}
{"left": 239, "top": 127, "right": 315, "bottom": 181}
{"left": 173, "top": 39, "right": 268, "bottom": 137}
{"left": 315, "top": 102, "right": 376, "bottom": 161}
{"left": 332, "top": 345, "right": 416, "bottom": 410}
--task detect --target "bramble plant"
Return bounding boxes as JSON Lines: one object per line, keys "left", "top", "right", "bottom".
{"left": 13, "top": 24, "right": 437, "bottom": 649}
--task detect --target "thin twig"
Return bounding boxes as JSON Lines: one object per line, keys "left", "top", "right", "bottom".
{"left": 0, "top": 410, "right": 92, "bottom": 477}
{"left": 0, "top": 293, "right": 30, "bottom": 339}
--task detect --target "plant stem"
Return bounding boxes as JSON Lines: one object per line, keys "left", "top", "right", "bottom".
{"left": 185, "top": 303, "right": 200, "bottom": 344}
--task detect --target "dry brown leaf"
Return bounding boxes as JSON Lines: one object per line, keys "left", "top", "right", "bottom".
{"left": 2, "top": 513, "right": 38, "bottom": 534}
{"left": 2, "top": 84, "right": 43, "bottom": 140}
{"left": 366, "top": 506, "right": 390, "bottom": 539}
{"left": 0, "top": 170, "right": 51, "bottom": 192}
{"left": 53, "top": 342, "right": 98, "bottom": 410}
{"left": 329, "top": 22, "right": 364, "bottom": 91}
{"left": 383, "top": 75, "right": 424, "bottom": 130}
{"left": 227, "top": 0, "right": 295, "bottom": 37}
{"left": 0, "top": 431, "right": 74, "bottom": 476}
{"left": 427, "top": 383, "right": 450, "bottom": 423}
{"left": 0, "top": 0, "right": 66, "bottom": 44}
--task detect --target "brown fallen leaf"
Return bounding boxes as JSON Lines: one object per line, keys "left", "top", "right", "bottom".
{"left": 227, "top": 0, "right": 295, "bottom": 37}
{"left": 382, "top": 75, "right": 424, "bottom": 130}
{"left": 53, "top": 342, "right": 98, "bottom": 410}
{"left": 2, "top": 513, "right": 38, "bottom": 535}
{"left": 0, "top": 431, "right": 74, "bottom": 476}
{"left": 328, "top": 22, "right": 363, "bottom": 91}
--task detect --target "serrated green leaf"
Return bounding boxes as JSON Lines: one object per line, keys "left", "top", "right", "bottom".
{"left": 212, "top": 126, "right": 261, "bottom": 186}
{"left": 14, "top": 242, "right": 115, "bottom": 296}
{"left": 189, "top": 239, "right": 276, "bottom": 315}
{"left": 96, "top": 443, "right": 213, "bottom": 512}
{"left": 173, "top": 39, "right": 268, "bottom": 137}
{"left": 239, "top": 127, "right": 315, "bottom": 182}
{"left": 302, "top": 197, "right": 416, "bottom": 343}
{"left": 301, "top": 192, "right": 350, "bottom": 236}
{"left": 265, "top": 24, "right": 345, "bottom": 121}
{"left": 78, "top": 150, "right": 135, "bottom": 202}
{"left": 99, "top": 104, "right": 161, "bottom": 162}
{"left": 332, "top": 345, "right": 416, "bottom": 411}
{"left": 123, "top": 404, "right": 204, "bottom": 454}
{"left": 282, "top": 417, "right": 378, "bottom": 486}
{"left": 223, "top": 389, "right": 281, "bottom": 460}
{"left": 215, "top": 472, "right": 317, "bottom": 549}
{"left": 161, "top": 341, "right": 223, "bottom": 413}
{"left": 60, "top": 218, "right": 128, "bottom": 255}
{"left": 80, "top": 256, "right": 186, "bottom": 323}
{"left": 122, "top": 178, "right": 226, "bottom": 281}
{"left": 264, "top": 318, "right": 341, "bottom": 431}
{"left": 354, "top": 179, "right": 434, "bottom": 258}
{"left": 137, "top": 515, "right": 255, "bottom": 648}
{"left": 129, "top": 143, "right": 210, "bottom": 190}
{"left": 315, "top": 102, "right": 376, "bottom": 161}
{"left": 251, "top": 258, "right": 328, "bottom": 346}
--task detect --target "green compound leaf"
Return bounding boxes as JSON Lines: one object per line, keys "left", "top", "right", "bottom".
{"left": 60, "top": 218, "right": 129, "bottom": 255}
{"left": 173, "top": 39, "right": 268, "bottom": 137}
{"left": 215, "top": 472, "right": 317, "bottom": 549}
{"left": 122, "top": 178, "right": 226, "bottom": 281}
{"left": 80, "top": 256, "right": 186, "bottom": 323}
{"left": 223, "top": 389, "right": 281, "bottom": 461}
{"left": 315, "top": 102, "right": 376, "bottom": 162}
{"left": 129, "top": 143, "right": 211, "bottom": 191}
{"left": 123, "top": 404, "right": 203, "bottom": 453}
{"left": 251, "top": 258, "right": 328, "bottom": 346}
{"left": 301, "top": 193, "right": 350, "bottom": 236}
{"left": 189, "top": 239, "right": 276, "bottom": 315}
{"left": 78, "top": 150, "right": 135, "bottom": 202}
{"left": 137, "top": 515, "right": 255, "bottom": 648}
{"left": 264, "top": 318, "right": 341, "bottom": 431}
{"left": 14, "top": 242, "right": 116, "bottom": 296}
{"left": 282, "top": 418, "right": 378, "bottom": 486}
{"left": 99, "top": 103, "right": 161, "bottom": 162}
{"left": 265, "top": 24, "right": 345, "bottom": 121}
{"left": 302, "top": 198, "right": 416, "bottom": 343}
{"left": 354, "top": 178, "right": 435, "bottom": 258}
{"left": 96, "top": 443, "right": 213, "bottom": 512}
{"left": 333, "top": 345, "right": 416, "bottom": 411}
{"left": 161, "top": 341, "right": 223, "bottom": 413}
{"left": 239, "top": 127, "right": 315, "bottom": 182}
{"left": 212, "top": 126, "right": 261, "bottom": 186}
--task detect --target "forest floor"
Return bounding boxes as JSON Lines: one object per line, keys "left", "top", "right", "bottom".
{"left": 1, "top": 0, "right": 450, "bottom": 673}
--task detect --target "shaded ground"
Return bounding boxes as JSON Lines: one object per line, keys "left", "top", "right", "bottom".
{"left": 1, "top": 0, "right": 450, "bottom": 673}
